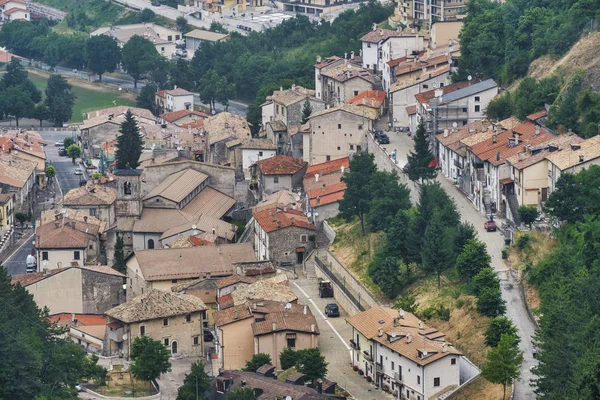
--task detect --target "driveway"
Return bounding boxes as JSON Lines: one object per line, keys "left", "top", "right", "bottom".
{"left": 382, "top": 125, "right": 538, "bottom": 400}
{"left": 290, "top": 276, "right": 393, "bottom": 400}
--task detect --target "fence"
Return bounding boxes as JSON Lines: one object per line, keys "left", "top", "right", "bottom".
{"left": 315, "top": 255, "right": 366, "bottom": 312}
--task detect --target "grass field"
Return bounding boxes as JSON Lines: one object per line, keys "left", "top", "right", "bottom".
{"left": 27, "top": 71, "right": 135, "bottom": 123}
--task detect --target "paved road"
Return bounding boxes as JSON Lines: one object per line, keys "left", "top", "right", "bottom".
{"left": 382, "top": 125, "right": 537, "bottom": 399}
{"left": 3, "top": 131, "right": 83, "bottom": 276}
{"left": 290, "top": 276, "right": 394, "bottom": 400}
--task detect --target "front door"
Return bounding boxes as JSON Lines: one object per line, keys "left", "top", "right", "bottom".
{"left": 171, "top": 341, "right": 178, "bottom": 355}
{"left": 297, "top": 251, "right": 304, "bottom": 264}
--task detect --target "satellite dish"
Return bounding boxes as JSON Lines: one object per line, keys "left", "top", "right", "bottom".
{"left": 122, "top": 333, "right": 128, "bottom": 341}
{"left": 399, "top": 309, "right": 405, "bottom": 317}
{"left": 467, "top": 75, "right": 472, "bottom": 81}
{"left": 306, "top": 212, "right": 312, "bottom": 218}
{"left": 423, "top": 350, "right": 428, "bottom": 356}
{"left": 391, "top": 332, "right": 397, "bottom": 338}
{"left": 452, "top": 122, "right": 458, "bottom": 128}
{"left": 314, "top": 213, "right": 319, "bottom": 217}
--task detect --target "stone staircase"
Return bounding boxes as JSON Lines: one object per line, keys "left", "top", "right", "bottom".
{"left": 506, "top": 192, "right": 521, "bottom": 226}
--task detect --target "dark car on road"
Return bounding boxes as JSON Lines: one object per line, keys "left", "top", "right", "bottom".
{"left": 58, "top": 147, "right": 67, "bottom": 157}
{"left": 318, "top": 279, "right": 334, "bottom": 298}
{"left": 377, "top": 133, "right": 390, "bottom": 144}
{"left": 325, "top": 303, "right": 340, "bottom": 317}
{"left": 151, "top": 1, "right": 161, "bottom": 6}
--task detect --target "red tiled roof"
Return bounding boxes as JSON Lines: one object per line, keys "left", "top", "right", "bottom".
{"left": 257, "top": 155, "right": 307, "bottom": 175}
{"left": 348, "top": 90, "right": 386, "bottom": 109}
{"left": 217, "top": 294, "right": 234, "bottom": 309}
{"left": 4, "top": 7, "right": 26, "bottom": 14}
{"left": 415, "top": 80, "right": 472, "bottom": 106}
{"left": 214, "top": 303, "right": 252, "bottom": 327}
{"left": 360, "top": 29, "right": 419, "bottom": 43}
{"left": 305, "top": 156, "right": 350, "bottom": 178}
{"left": 395, "top": 54, "right": 449, "bottom": 77}
{"left": 308, "top": 182, "right": 346, "bottom": 208}
{"left": 406, "top": 105, "right": 417, "bottom": 115}
{"left": 107, "top": 321, "right": 123, "bottom": 329}
{"left": 49, "top": 313, "right": 107, "bottom": 327}
{"left": 314, "top": 56, "right": 341, "bottom": 69}
{"left": 526, "top": 110, "right": 547, "bottom": 121}
{"left": 215, "top": 274, "right": 256, "bottom": 289}
{"left": 253, "top": 206, "right": 316, "bottom": 233}
{"left": 179, "top": 119, "right": 204, "bottom": 129}
{"left": 160, "top": 110, "right": 209, "bottom": 123}
{"left": 11, "top": 268, "right": 67, "bottom": 287}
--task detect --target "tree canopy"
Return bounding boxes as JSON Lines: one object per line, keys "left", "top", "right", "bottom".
{"left": 86, "top": 35, "right": 121, "bottom": 81}
{"left": 176, "top": 361, "right": 210, "bottom": 400}
{"left": 406, "top": 120, "right": 436, "bottom": 183}
{"left": 121, "top": 35, "right": 160, "bottom": 88}
{"left": 130, "top": 336, "right": 172, "bottom": 382}
{"left": 115, "top": 110, "right": 143, "bottom": 169}
{"left": 244, "top": 353, "right": 271, "bottom": 372}
{"left": 482, "top": 334, "right": 523, "bottom": 400}
{"left": 44, "top": 74, "right": 76, "bottom": 127}
{"left": 339, "top": 152, "right": 377, "bottom": 235}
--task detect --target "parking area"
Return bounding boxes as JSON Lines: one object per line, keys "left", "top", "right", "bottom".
{"left": 290, "top": 276, "right": 393, "bottom": 400}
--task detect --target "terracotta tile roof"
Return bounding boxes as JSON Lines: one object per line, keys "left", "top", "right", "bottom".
{"left": 214, "top": 303, "right": 253, "bottom": 327}
{"left": 217, "top": 294, "right": 234, "bottom": 309}
{"left": 86, "top": 106, "right": 155, "bottom": 121}
{"left": 202, "top": 112, "right": 251, "bottom": 145}
{"left": 252, "top": 311, "right": 319, "bottom": 336}
{"left": 308, "top": 182, "right": 347, "bottom": 207}
{"left": 158, "top": 211, "right": 236, "bottom": 242}
{"left": 4, "top": 7, "right": 26, "bottom": 14}
{"left": 526, "top": 110, "right": 547, "bottom": 121}
{"left": 436, "top": 120, "right": 491, "bottom": 147}
{"left": 348, "top": 90, "right": 386, "bottom": 109}
{"left": 240, "top": 138, "right": 277, "bottom": 150}
{"left": 249, "top": 300, "right": 311, "bottom": 316}
{"left": 0, "top": 192, "right": 14, "bottom": 204}
{"left": 36, "top": 220, "right": 98, "bottom": 249}
{"left": 253, "top": 190, "right": 301, "bottom": 212}
{"left": 545, "top": 135, "right": 600, "bottom": 170}
{"left": 11, "top": 265, "right": 124, "bottom": 287}
{"left": 395, "top": 54, "right": 450, "bottom": 77}
{"left": 143, "top": 168, "right": 209, "bottom": 202}
{"left": 314, "top": 55, "right": 342, "bottom": 69}
{"left": 73, "top": 324, "right": 106, "bottom": 340}
{"left": 178, "top": 119, "right": 204, "bottom": 129}
{"left": 180, "top": 186, "right": 236, "bottom": 218}
{"left": 63, "top": 185, "right": 116, "bottom": 206}
{"left": 160, "top": 110, "right": 209, "bottom": 123}
{"left": 268, "top": 85, "right": 320, "bottom": 107}
{"left": 166, "top": 88, "right": 193, "bottom": 96}
{"left": 257, "top": 155, "right": 307, "bottom": 175}
{"left": 49, "top": 313, "right": 107, "bottom": 327}
{"left": 389, "top": 65, "right": 451, "bottom": 94}
{"left": 387, "top": 54, "right": 412, "bottom": 68}
{"left": 106, "top": 289, "right": 206, "bottom": 324}
{"left": 320, "top": 63, "right": 379, "bottom": 85}
{"left": 309, "top": 103, "right": 378, "bottom": 121}
{"left": 414, "top": 80, "right": 471, "bottom": 106}
{"left": 266, "top": 120, "right": 287, "bottom": 132}
{"left": 346, "top": 306, "right": 405, "bottom": 339}
{"left": 0, "top": 154, "right": 37, "bottom": 188}
{"left": 253, "top": 206, "right": 316, "bottom": 233}
{"left": 507, "top": 134, "right": 584, "bottom": 170}
{"left": 107, "top": 321, "right": 123, "bottom": 329}
{"left": 360, "top": 29, "right": 420, "bottom": 43}
{"left": 215, "top": 274, "right": 257, "bottom": 289}
{"left": 230, "top": 275, "right": 296, "bottom": 306}
{"left": 132, "top": 243, "right": 255, "bottom": 282}
{"left": 305, "top": 156, "right": 350, "bottom": 178}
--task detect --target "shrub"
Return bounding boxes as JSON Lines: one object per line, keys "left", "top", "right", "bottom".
{"left": 437, "top": 304, "right": 450, "bottom": 321}
{"left": 421, "top": 307, "right": 435, "bottom": 320}
{"left": 366, "top": 376, "right": 372, "bottom": 382}
{"left": 516, "top": 234, "right": 531, "bottom": 250}
{"left": 394, "top": 295, "right": 417, "bottom": 313}
{"left": 358, "top": 370, "right": 364, "bottom": 376}
{"left": 280, "top": 348, "right": 298, "bottom": 370}
{"left": 455, "top": 298, "right": 465, "bottom": 309}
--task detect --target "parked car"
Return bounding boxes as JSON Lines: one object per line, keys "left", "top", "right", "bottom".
{"left": 151, "top": 1, "right": 161, "bottom": 6}
{"left": 325, "top": 303, "right": 340, "bottom": 317}
{"left": 374, "top": 130, "right": 384, "bottom": 139}
{"left": 58, "top": 148, "right": 67, "bottom": 157}
{"left": 204, "top": 329, "right": 214, "bottom": 342}
{"left": 74, "top": 169, "right": 83, "bottom": 175}
{"left": 318, "top": 279, "right": 334, "bottom": 298}
{"left": 484, "top": 219, "right": 497, "bottom": 232}
{"left": 377, "top": 133, "right": 390, "bottom": 144}
{"left": 54, "top": 140, "right": 63, "bottom": 147}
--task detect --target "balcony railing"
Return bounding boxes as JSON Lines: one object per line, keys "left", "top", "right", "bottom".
{"left": 375, "top": 363, "right": 383, "bottom": 373}
{"left": 393, "top": 372, "right": 403, "bottom": 383}
{"left": 363, "top": 351, "right": 373, "bottom": 362}
{"left": 349, "top": 339, "right": 360, "bottom": 351}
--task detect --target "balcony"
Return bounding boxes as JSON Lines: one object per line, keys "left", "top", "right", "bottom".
{"left": 363, "top": 351, "right": 373, "bottom": 362}
{"left": 393, "top": 372, "right": 403, "bottom": 383}
{"left": 349, "top": 339, "right": 360, "bottom": 351}
{"left": 454, "top": 159, "right": 463, "bottom": 169}
{"left": 375, "top": 362, "right": 383, "bottom": 373}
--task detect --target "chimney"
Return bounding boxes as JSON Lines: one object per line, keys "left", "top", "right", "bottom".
{"left": 407, "top": 334, "right": 412, "bottom": 343}
{"left": 83, "top": 216, "right": 88, "bottom": 223}
{"left": 316, "top": 196, "right": 321, "bottom": 205}
{"left": 379, "top": 29, "right": 384, "bottom": 36}
{"left": 233, "top": 311, "right": 239, "bottom": 320}
{"left": 316, "top": 55, "right": 321, "bottom": 63}
{"left": 310, "top": 324, "right": 315, "bottom": 332}
{"left": 322, "top": 184, "right": 326, "bottom": 192}
{"left": 341, "top": 166, "right": 345, "bottom": 173}
{"left": 272, "top": 322, "right": 277, "bottom": 331}
{"left": 518, "top": 152, "right": 524, "bottom": 161}
{"left": 291, "top": 217, "right": 295, "bottom": 225}
{"left": 579, "top": 155, "right": 584, "bottom": 163}
{"left": 276, "top": 221, "right": 281, "bottom": 228}
{"left": 317, "top": 380, "right": 323, "bottom": 394}
{"left": 315, "top": 174, "right": 319, "bottom": 183}
{"left": 350, "top": 51, "right": 355, "bottom": 59}
{"left": 535, "top": 125, "right": 540, "bottom": 136}
{"left": 253, "top": 302, "right": 257, "bottom": 310}
{"left": 55, "top": 221, "right": 60, "bottom": 228}
{"left": 71, "top": 313, "right": 75, "bottom": 322}
{"left": 303, "top": 305, "right": 307, "bottom": 314}
{"left": 496, "top": 151, "right": 501, "bottom": 161}
{"left": 492, "top": 134, "right": 497, "bottom": 144}
{"left": 419, "top": 321, "right": 424, "bottom": 330}
{"left": 442, "top": 343, "right": 448, "bottom": 353}
{"left": 344, "top": 52, "right": 348, "bottom": 59}
{"left": 372, "top": 22, "right": 377, "bottom": 31}
{"left": 378, "top": 328, "right": 383, "bottom": 337}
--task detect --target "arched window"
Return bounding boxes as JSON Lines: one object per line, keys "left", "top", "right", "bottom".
{"left": 124, "top": 182, "right": 132, "bottom": 195}
{"left": 147, "top": 239, "right": 155, "bottom": 249}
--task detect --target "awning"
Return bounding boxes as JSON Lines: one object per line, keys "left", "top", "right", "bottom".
{"left": 499, "top": 178, "right": 514, "bottom": 185}
{"left": 296, "top": 247, "right": 306, "bottom": 253}
{"left": 286, "top": 333, "right": 297, "bottom": 339}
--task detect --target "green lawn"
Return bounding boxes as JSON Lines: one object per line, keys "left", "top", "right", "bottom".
{"left": 27, "top": 72, "right": 135, "bottom": 123}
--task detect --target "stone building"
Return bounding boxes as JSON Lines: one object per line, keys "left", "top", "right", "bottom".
{"left": 63, "top": 184, "right": 117, "bottom": 226}
{"left": 261, "top": 85, "right": 326, "bottom": 129}
{"left": 11, "top": 265, "right": 125, "bottom": 315}
{"left": 255, "top": 155, "right": 307, "bottom": 199}
{"left": 104, "top": 289, "right": 207, "bottom": 358}
{"left": 303, "top": 157, "right": 349, "bottom": 225}
{"left": 253, "top": 206, "right": 316, "bottom": 265}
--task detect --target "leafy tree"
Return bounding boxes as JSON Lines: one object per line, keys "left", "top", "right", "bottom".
{"left": 45, "top": 165, "right": 56, "bottom": 181}
{"left": 130, "top": 336, "right": 172, "bottom": 382}
{"left": 114, "top": 110, "right": 143, "bottom": 169}
{"left": 482, "top": 334, "right": 523, "bottom": 400}
{"left": 43, "top": 41, "right": 61, "bottom": 70}
{"left": 301, "top": 99, "right": 312, "bottom": 124}
{"left": 176, "top": 16, "right": 190, "bottom": 33}
{"left": 136, "top": 83, "right": 158, "bottom": 114}
{"left": 170, "top": 59, "right": 194, "bottom": 91}
{"left": 477, "top": 286, "right": 506, "bottom": 317}
{"left": 339, "top": 153, "right": 377, "bottom": 236}
{"left": 295, "top": 348, "right": 328, "bottom": 384}
{"left": 15, "top": 212, "right": 27, "bottom": 227}
{"left": 176, "top": 361, "right": 210, "bottom": 400}
{"left": 63, "top": 137, "right": 75, "bottom": 149}
{"left": 485, "top": 316, "right": 519, "bottom": 347}
{"left": 86, "top": 35, "right": 121, "bottom": 82}
{"left": 226, "top": 387, "right": 257, "bottom": 400}
{"left": 421, "top": 212, "right": 454, "bottom": 289}
{"left": 67, "top": 144, "right": 81, "bottom": 164}
{"left": 544, "top": 166, "right": 600, "bottom": 223}
{"left": 385, "top": 209, "right": 412, "bottom": 263}
{"left": 366, "top": 171, "right": 411, "bottom": 232}
{"left": 280, "top": 347, "right": 298, "bottom": 370}
{"left": 472, "top": 267, "right": 500, "bottom": 296}
{"left": 32, "top": 103, "right": 51, "bottom": 127}
{"left": 454, "top": 221, "right": 477, "bottom": 256}
{"left": 44, "top": 74, "right": 76, "bottom": 127}
{"left": 486, "top": 91, "right": 513, "bottom": 121}
{"left": 455, "top": 239, "right": 491, "bottom": 282}
{"left": 140, "top": 8, "right": 155, "bottom": 22}
{"left": 210, "top": 21, "right": 228, "bottom": 34}
{"left": 113, "top": 235, "right": 126, "bottom": 273}
{"left": 244, "top": 353, "right": 271, "bottom": 372}
{"left": 148, "top": 57, "right": 171, "bottom": 90}
{"left": 2, "top": 85, "right": 34, "bottom": 127}
{"left": 1, "top": 58, "right": 28, "bottom": 88}
{"left": 406, "top": 120, "right": 436, "bottom": 183}
{"left": 394, "top": 294, "right": 417, "bottom": 313}
{"left": 121, "top": 35, "right": 160, "bottom": 88}
{"left": 517, "top": 205, "right": 539, "bottom": 228}
{"left": 368, "top": 253, "right": 400, "bottom": 297}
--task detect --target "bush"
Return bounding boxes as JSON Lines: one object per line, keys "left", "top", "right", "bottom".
{"left": 516, "top": 234, "right": 531, "bottom": 250}
{"left": 280, "top": 348, "right": 297, "bottom": 370}
{"left": 366, "top": 376, "right": 373, "bottom": 383}
{"left": 244, "top": 353, "right": 272, "bottom": 372}
{"left": 394, "top": 295, "right": 417, "bottom": 313}
{"left": 502, "top": 246, "right": 509, "bottom": 260}
{"left": 437, "top": 304, "right": 450, "bottom": 321}
{"left": 421, "top": 307, "right": 435, "bottom": 320}
{"left": 455, "top": 298, "right": 465, "bottom": 309}
{"left": 358, "top": 370, "right": 364, "bottom": 376}
{"left": 477, "top": 287, "right": 507, "bottom": 317}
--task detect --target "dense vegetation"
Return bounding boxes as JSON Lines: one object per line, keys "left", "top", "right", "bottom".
{"left": 0, "top": 267, "right": 106, "bottom": 399}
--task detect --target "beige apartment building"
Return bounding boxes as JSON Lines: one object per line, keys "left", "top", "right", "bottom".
{"left": 104, "top": 289, "right": 207, "bottom": 358}
{"left": 215, "top": 303, "right": 255, "bottom": 370}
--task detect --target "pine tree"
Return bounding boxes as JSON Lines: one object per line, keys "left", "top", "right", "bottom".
{"left": 482, "top": 334, "right": 523, "bottom": 400}
{"left": 456, "top": 239, "right": 491, "bottom": 282}
{"left": 113, "top": 235, "right": 125, "bottom": 274}
{"left": 176, "top": 362, "right": 211, "bottom": 400}
{"left": 339, "top": 153, "right": 377, "bottom": 236}
{"left": 115, "top": 110, "right": 143, "bottom": 169}
{"left": 301, "top": 99, "right": 313, "bottom": 124}
{"left": 406, "top": 120, "right": 436, "bottom": 183}
{"left": 421, "top": 212, "right": 454, "bottom": 288}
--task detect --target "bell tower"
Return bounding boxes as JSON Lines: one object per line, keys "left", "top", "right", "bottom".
{"left": 114, "top": 169, "right": 142, "bottom": 218}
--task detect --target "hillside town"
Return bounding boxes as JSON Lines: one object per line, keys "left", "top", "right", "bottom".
{"left": 0, "top": 0, "right": 598, "bottom": 399}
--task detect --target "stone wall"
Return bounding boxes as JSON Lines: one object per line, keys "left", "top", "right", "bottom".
{"left": 81, "top": 269, "right": 124, "bottom": 314}
{"left": 269, "top": 225, "right": 315, "bottom": 265}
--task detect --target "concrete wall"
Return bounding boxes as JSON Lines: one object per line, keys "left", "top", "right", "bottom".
{"left": 242, "top": 148, "right": 276, "bottom": 172}
{"left": 255, "top": 331, "right": 318, "bottom": 370}
{"left": 132, "top": 232, "right": 162, "bottom": 252}
{"left": 126, "top": 256, "right": 151, "bottom": 298}
{"left": 218, "top": 318, "right": 255, "bottom": 370}
{"left": 38, "top": 248, "right": 87, "bottom": 271}
{"left": 430, "top": 21, "right": 463, "bottom": 48}
{"left": 391, "top": 74, "right": 451, "bottom": 128}
{"left": 25, "top": 267, "right": 83, "bottom": 314}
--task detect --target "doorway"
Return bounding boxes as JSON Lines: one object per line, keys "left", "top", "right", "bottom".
{"left": 171, "top": 341, "right": 178, "bottom": 355}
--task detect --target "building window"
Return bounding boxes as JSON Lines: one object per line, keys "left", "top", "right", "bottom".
{"left": 42, "top": 251, "right": 48, "bottom": 261}
{"left": 74, "top": 251, "right": 80, "bottom": 260}
{"left": 475, "top": 105, "right": 481, "bottom": 112}
{"left": 185, "top": 314, "right": 191, "bottom": 323}
{"left": 326, "top": 156, "right": 331, "bottom": 161}
{"left": 451, "top": 358, "right": 456, "bottom": 365}
{"left": 440, "top": 82, "right": 445, "bottom": 87}
{"left": 423, "top": 84, "right": 429, "bottom": 89}
{"left": 349, "top": 144, "right": 354, "bottom": 150}
{"left": 164, "top": 338, "right": 169, "bottom": 346}
{"left": 338, "top": 124, "right": 342, "bottom": 129}
{"left": 161, "top": 47, "right": 165, "bottom": 52}
{"left": 147, "top": 239, "right": 155, "bottom": 249}
{"left": 276, "top": 105, "right": 279, "bottom": 114}
{"left": 89, "top": 208, "right": 96, "bottom": 217}
{"left": 300, "top": 235, "right": 308, "bottom": 243}
{"left": 258, "top": 151, "right": 263, "bottom": 156}
{"left": 193, "top": 336, "right": 199, "bottom": 345}
{"left": 176, "top": 35, "right": 180, "bottom": 40}
{"left": 124, "top": 182, "right": 132, "bottom": 195}
{"left": 358, "top": 124, "right": 363, "bottom": 130}
{"left": 168, "top": 35, "right": 172, "bottom": 41}
{"left": 475, "top": 96, "right": 480, "bottom": 102}
{"left": 274, "top": 176, "right": 279, "bottom": 184}
{"left": 287, "top": 337, "right": 296, "bottom": 348}
{"left": 172, "top": 279, "right": 178, "bottom": 283}
{"left": 163, "top": 318, "right": 169, "bottom": 326}
{"left": 140, "top": 326, "right": 145, "bottom": 336}
{"left": 462, "top": 107, "right": 468, "bottom": 113}
{"left": 434, "top": 377, "right": 440, "bottom": 387}
{"left": 417, "top": 375, "right": 421, "bottom": 385}
{"left": 337, "top": 146, "right": 341, "bottom": 150}
{"left": 217, "top": 380, "right": 226, "bottom": 393}
{"left": 354, "top": 90, "right": 359, "bottom": 96}
{"left": 391, "top": 361, "right": 394, "bottom": 370}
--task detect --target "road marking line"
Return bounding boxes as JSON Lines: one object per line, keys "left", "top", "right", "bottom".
{"left": 5, "top": 232, "right": 34, "bottom": 262}
{"left": 292, "top": 282, "right": 351, "bottom": 351}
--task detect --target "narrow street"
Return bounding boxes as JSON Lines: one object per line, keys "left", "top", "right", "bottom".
{"left": 379, "top": 124, "right": 537, "bottom": 399}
